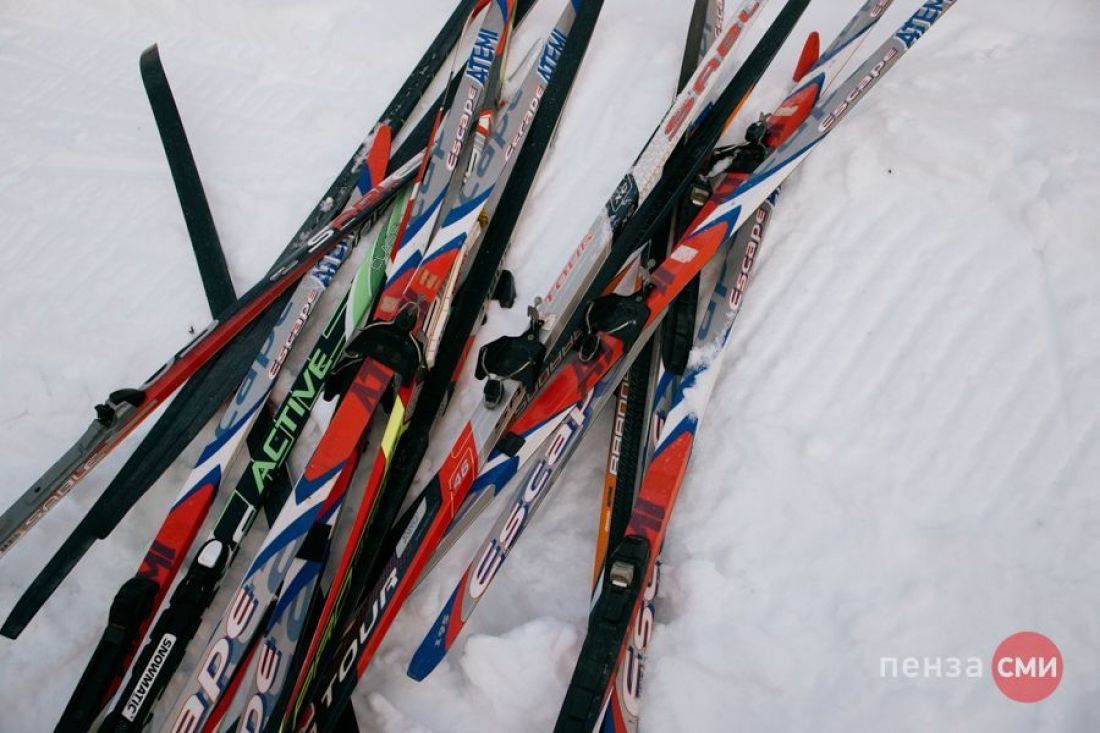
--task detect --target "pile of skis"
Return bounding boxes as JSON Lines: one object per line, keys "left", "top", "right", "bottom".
{"left": 0, "top": 0, "right": 959, "bottom": 730}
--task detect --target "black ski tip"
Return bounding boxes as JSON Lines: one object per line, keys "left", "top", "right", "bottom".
{"left": 0, "top": 618, "right": 21, "bottom": 639}
{"left": 139, "top": 43, "right": 160, "bottom": 71}
{"left": 138, "top": 37, "right": 236, "bottom": 318}
{"left": 0, "top": 598, "right": 33, "bottom": 638}
{"left": 2, "top": 532, "right": 98, "bottom": 638}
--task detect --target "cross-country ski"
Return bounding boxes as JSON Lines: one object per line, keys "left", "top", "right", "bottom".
{"left": 3, "top": 1, "right": 1094, "bottom": 731}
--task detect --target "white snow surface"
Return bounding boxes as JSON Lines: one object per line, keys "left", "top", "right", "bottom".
{"left": 2, "top": 0, "right": 1099, "bottom": 730}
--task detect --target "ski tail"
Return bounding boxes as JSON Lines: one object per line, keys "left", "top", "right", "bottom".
{"left": 352, "top": 123, "right": 392, "bottom": 199}
{"left": 816, "top": 0, "right": 896, "bottom": 72}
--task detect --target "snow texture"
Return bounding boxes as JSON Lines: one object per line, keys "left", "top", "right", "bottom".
{"left": 2, "top": 0, "right": 1099, "bottom": 731}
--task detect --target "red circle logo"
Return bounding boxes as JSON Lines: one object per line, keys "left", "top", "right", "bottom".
{"left": 992, "top": 632, "right": 1062, "bottom": 703}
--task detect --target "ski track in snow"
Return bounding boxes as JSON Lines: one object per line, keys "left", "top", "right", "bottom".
{"left": 1, "top": 0, "right": 1099, "bottom": 730}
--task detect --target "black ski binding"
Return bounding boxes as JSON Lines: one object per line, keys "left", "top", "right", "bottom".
{"left": 324, "top": 306, "right": 423, "bottom": 402}
{"left": 708, "top": 114, "right": 773, "bottom": 183}
{"left": 324, "top": 338, "right": 368, "bottom": 401}
{"left": 106, "top": 575, "right": 159, "bottom": 644}
{"left": 477, "top": 303, "right": 546, "bottom": 405}
{"left": 360, "top": 305, "right": 424, "bottom": 380}
{"left": 577, "top": 293, "right": 650, "bottom": 363}
{"left": 94, "top": 388, "right": 146, "bottom": 426}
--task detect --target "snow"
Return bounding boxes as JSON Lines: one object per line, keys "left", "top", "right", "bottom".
{"left": 1, "top": 0, "right": 1099, "bottom": 730}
